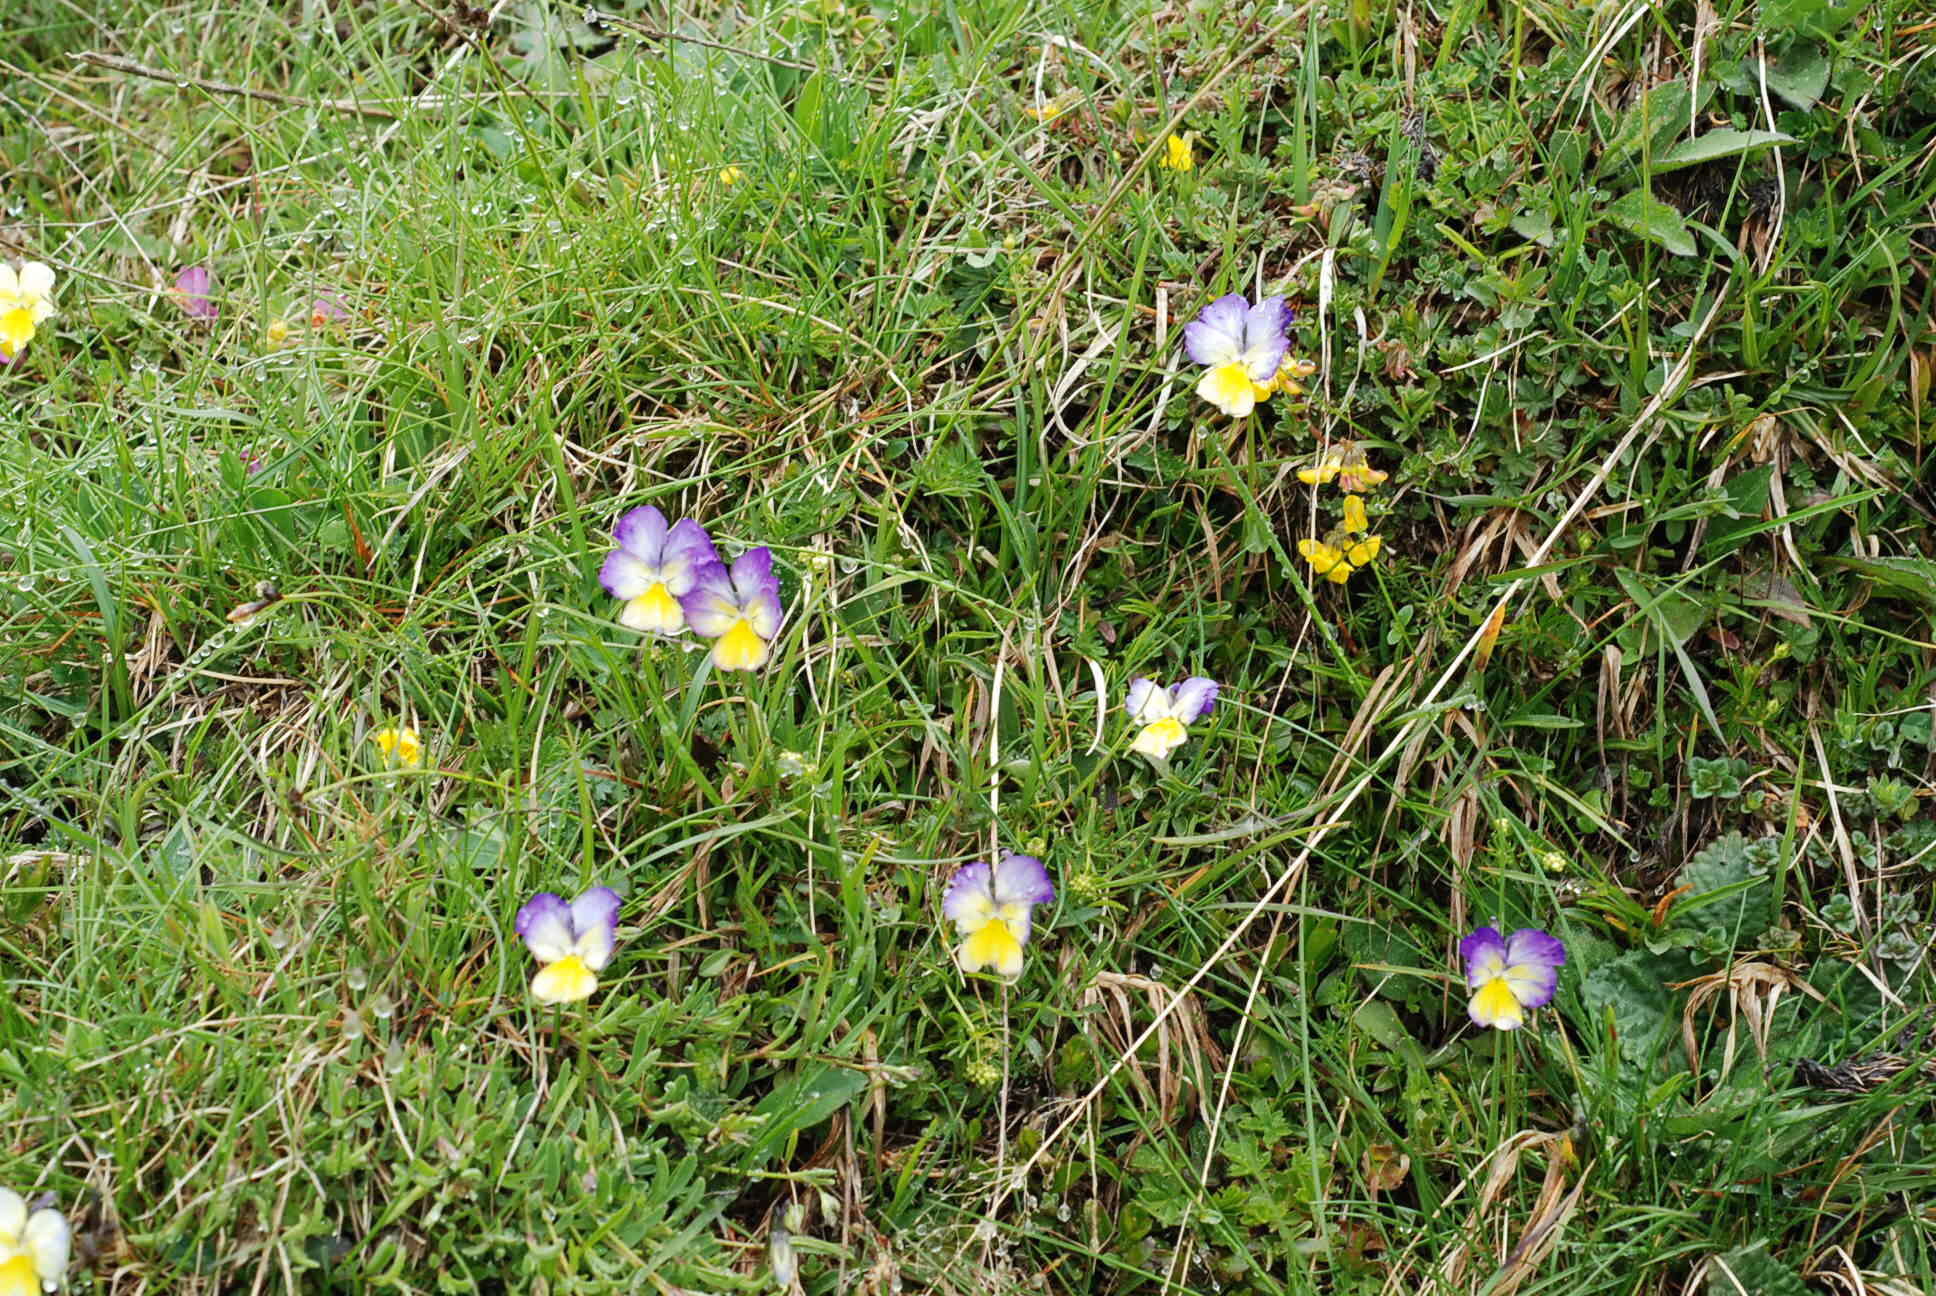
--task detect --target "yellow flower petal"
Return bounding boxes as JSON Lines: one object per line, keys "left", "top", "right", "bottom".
{"left": 1298, "top": 538, "right": 1343, "bottom": 576}
{"left": 1161, "top": 133, "right": 1195, "bottom": 171}
{"left": 0, "top": 307, "right": 35, "bottom": 354}
{"left": 531, "top": 954, "right": 599, "bottom": 1004}
{"left": 0, "top": 1255, "right": 36, "bottom": 1296}
{"left": 711, "top": 619, "right": 771, "bottom": 671}
{"left": 1469, "top": 976, "right": 1525, "bottom": 1030}
{"left": 1131, "top": 717, "right": 1189, "bottom": 759}
{"left": 1196, "top": 362, "right": 1258, "bottom": 417}
{"left": 620, "top": 581, "right": 685, "bottom": 634}
{"left": 1342, "top": 494, "right": 1369, "bottom": 533}
{"left": 958, "top": 919, "right": 1024, "bottom": 978}
{"left": 373, "top": 727, "right": 423, "bottom": 768}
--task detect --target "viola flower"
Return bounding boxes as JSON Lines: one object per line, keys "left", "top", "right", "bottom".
{"left": 174, "top": 265, "right": 218, "bottom": 320}
{"left": 682, "top": 547, "right": 784, "bottom": 671}
{"left": 1184, "top": 294, "right": 1290, "bottom": 418}
{"left": 372, "top": 727, "right": 423, "bottom": 768}
{"left": 1160, "top": 133, "right": 1196, "bottom": 171}
{"left": 1298, "top": 440, "right": 1387, "bottom": 492}
{"left": 1125, "top": 676, "right": 1218, "bottom": 760}
{"left": 308, "top": 292, "right": 349, "bottom": 327}
{"left": 943, "top": 853, "right": 1054, "bottom": 979}
{"left": 0, "top": 1188, "right": 69, "bottom": 1294}
{"left": 599, "top": 505, "right": 719, "bottom": 635}
{"left": 1460, "top": 926, "right": 1566, "bottom": 1031}
{"left": 516, "top": 887, "right": 621, "bottom": 1004}
{"left": 0, "top": 261, "right": 56, "bottom": 363}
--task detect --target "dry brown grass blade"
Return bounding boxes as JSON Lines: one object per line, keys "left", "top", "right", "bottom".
{"left": 1671, "top": 959, "right": 1827, "bottom": 1083}
{"left": 1079, "top": 971, "right": 1224, "bottom": 1124}
{"left": 1416, "top": 1128, "right": 1583, "bottom": 1295}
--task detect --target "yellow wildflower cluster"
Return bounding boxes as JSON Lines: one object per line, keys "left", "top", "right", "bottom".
{"left": 1297, "top": 442, "right": 1388, "bottom": 585}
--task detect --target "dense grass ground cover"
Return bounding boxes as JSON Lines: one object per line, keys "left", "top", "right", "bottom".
{"left": 6, "top": 0, "right": 1936, "bottom": 1290}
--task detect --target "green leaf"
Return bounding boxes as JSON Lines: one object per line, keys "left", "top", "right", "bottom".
{"left": 1578, "top": 950, "right": 1678, "bottom": 1067}
{"left": 1603, "top": 190, "right": 1696, "bottom": 256}
{"left": 1704, "top": 1242, "right": 1812, "bottom": 1296}
{"left": 1653, "top": 129, "right": 1795, "bottom": 173}
{"left": 747, "top": 1064, "right": 870, "bottom": 1163}
{"left": 1763, "top": 47, "right": 1831, "bottom": 110}
{"left": 1820, "top": 554, "right": 1936, "bottom": 612}
{"left": 1674, "top": 833, "right": 1778, "bottom": 938}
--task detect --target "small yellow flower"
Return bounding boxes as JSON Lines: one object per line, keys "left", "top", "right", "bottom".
{"left": 1297, "top": 442, "right": 1388, "bottom": 491}
{"left": 1160, "top": 133, "right": 1196, "bottom": 172}
{"left": 1298, "top": 535, "right": 1382, "bottom": 584}
{"left": 1299, "top": 495, "right": 1383, "bottom": 585}
{"left": 373, "top": 727, "right": 423, "bottom": 768}
{"left": 719, "top": 166, "right": 745, "bottom": 186}
{"left": 1023, "top": 90, "right": 1083, "bottom": 123}
{"left": 266, "top": 318, "right": 292, "bottom": 346}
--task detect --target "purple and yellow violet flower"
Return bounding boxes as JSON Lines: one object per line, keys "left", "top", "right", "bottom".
{"left": 1184, "top": 293, "right": 1290, "bottom": 418}
{"left": 681, "top": 547, "right": 784, "bottom": 672}
{"left": 0, "top": 1187, "right": 69, "bottom": 1295}
{"left": 943, "top": 852, "right": 1054, "bottom": 979}
{"left": 1125, "top": 676, "right": 1218, "bottom": 760}
{"left": 1460, "top": 926, "right": 1565, "bottom": 1031}
{"left": 516, "top": 886, "right": 621, "bottom": 1005}
{"left": 0, "top": 261, "right": 56, "bottom": 363}
{"left": 599, "top": 505, "right": 720, "bottom": 635}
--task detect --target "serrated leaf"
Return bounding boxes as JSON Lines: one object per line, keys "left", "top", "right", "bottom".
{"left": 1653, "top": 129, "right": 1795, "bottom": 172}
{"left": 1674, "top": 833, "right": 1777, "bottom": 937}
{"left": 1604, "top": 189, "right": 1696, "bottom": 256}
{"left": 1578, "top": 950, "right": 1679, "bottom": 1066}
{"left": 1705, "top": 1242, "right": 1812, "bottom": 1296}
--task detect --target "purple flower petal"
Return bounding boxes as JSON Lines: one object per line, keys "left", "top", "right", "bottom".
{"left": 309, "top": 292, "right": 350, "bottom": 324}
{"left": 679, "top": 562, "right": 741, "bottom": 638}
{"left": 613, "top": 506, "right": 669, "bottom": 562}
{"left": 730, "top": 547, "right": 780, "bottom": 605}
{"left": 600, "top": 549, "right": 655, "bottom": 600}
{"left": 1459, "top": 926, "right": 1508, "bottom": 986}
{"left": 175, "top": 265, "right": 218, "bottom": 319}
{"left": 516, "top": 892, "right": 573, "bottom": 962}
{"left": 1171, "top": 677, "right": 1219, "bottom": 723}
{"left": 1183, "top": 293, "right": 1250, "bottom": 367}
{"left": 1125, "top": 678, "right": 1157, "bottom": 720}
{"left": 992, "top": 853, "right": 1054, "bottom": 906}
{"left": 1502, "top": 928, "right": 1566, "bottom": 1008}
{"left": 658, "top": 519, "right": 719, "bottom": 591}
{"left": 942, "top": 861, "right": 993, "bottom": 924}
{"left": 1240, "top": 296, "right": 1292, "bottom": 380}
{"left": 569, "top": 886, "right": 622, "bottom": 970}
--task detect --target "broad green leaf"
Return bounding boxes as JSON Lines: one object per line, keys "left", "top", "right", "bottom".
{"left": 1604, "top": 189, "right": 1696, "bottom": 256}
{"left": 1704, "top": 1242, "right": 1812, "bottom": 1296}
{"left": 1764, "top": 47, "right": 1830, "bottom": 110}
{"left": 1653, "top": 129, "right": 1795, "bottom": 173}
{"left": 1821, "top": 554, "right": 1936, "bottom": 612}
{"left": 1578, "top": 950, "right": 1679, "bottom": 1067}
